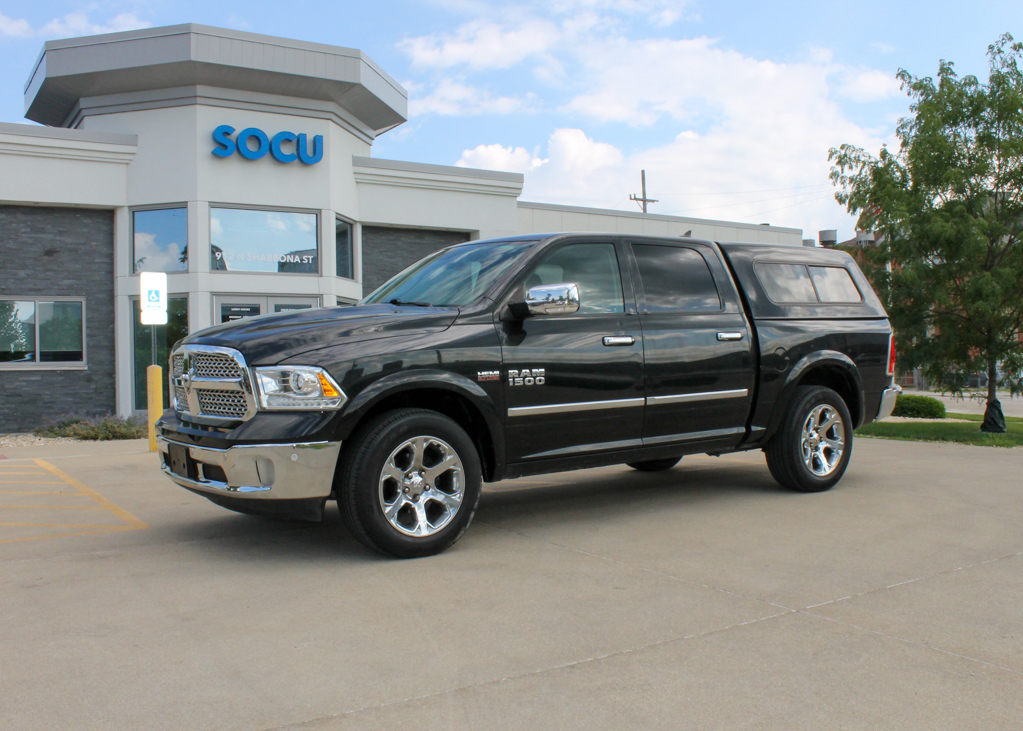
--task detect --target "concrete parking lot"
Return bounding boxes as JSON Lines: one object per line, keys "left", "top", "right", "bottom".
{"left": 1, "top": 436, "right": 1021, "bottom": 730}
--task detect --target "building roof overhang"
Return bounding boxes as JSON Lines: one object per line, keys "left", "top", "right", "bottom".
{"left": 24, "top": 23, "right": 408, "bottom": 137}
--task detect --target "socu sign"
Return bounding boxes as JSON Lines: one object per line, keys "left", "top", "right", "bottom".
{"left": 212, "top": 125, "right": 323, "bottom": 164}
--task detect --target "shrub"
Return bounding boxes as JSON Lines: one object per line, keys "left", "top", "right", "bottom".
{"left": 34, "top": 413, "right": 148, "bottom": 440}
{"left": 891, "top": 394, "right": 946, "bottom": 419}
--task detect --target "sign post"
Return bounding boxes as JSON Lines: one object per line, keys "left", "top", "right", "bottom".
{"left": 140, "top": 272, "right": 168, "bottom": 453}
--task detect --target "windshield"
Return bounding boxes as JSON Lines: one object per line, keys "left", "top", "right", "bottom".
{"left": 361, "top": 241, "right": 537, "bottom": 307}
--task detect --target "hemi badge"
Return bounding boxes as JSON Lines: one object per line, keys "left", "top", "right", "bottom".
{"left": 477, "top": 370, "right": 500, "bottom": 382}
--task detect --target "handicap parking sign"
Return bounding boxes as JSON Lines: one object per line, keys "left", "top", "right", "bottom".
{"left": 140, "top": 272, "right": 168, "bottom": 325}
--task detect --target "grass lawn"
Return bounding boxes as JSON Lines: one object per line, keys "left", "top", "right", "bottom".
{"left": 856, "top": 412, "right": 1023, "bottom": 448}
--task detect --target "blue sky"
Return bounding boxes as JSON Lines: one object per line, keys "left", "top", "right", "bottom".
{"left": 1, "top": 1, "right": 1020, "bottom": 239}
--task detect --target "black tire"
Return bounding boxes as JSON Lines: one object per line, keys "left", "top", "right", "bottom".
{"left": 765, "top": 386, "right": 853, "bottom": 493}
{"left": 337, "top": 408, "right": 482, "bottom": 558}
{"left": 626, "top": 457, "right": 682, "bottom": 472}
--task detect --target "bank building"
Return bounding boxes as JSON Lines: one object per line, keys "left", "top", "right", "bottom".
{"left": 0, "top": 24, "right": 802, "bottom": 432}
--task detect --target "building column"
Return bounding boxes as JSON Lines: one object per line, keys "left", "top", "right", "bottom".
{"left": 113, "top": 206, "right": 135, "bottom": 417}
{"left": 190, "top": 201, "right": 210, "bottom": 332}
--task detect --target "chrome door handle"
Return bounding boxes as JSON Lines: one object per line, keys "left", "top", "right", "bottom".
{"left": 603, "top": 336, "right": 635, "bottom": 346}
{"left": 716, "top": 332, "right": 744, "bottom": 341}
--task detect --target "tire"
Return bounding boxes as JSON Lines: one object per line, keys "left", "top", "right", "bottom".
{"left": 337, "top": 408, "right": 482, "bottom": 558}
{"left": 765, "top": 386, "right": 853, "bottom": 493}
{"left": 626, "top": 457, "right": 682, "bottom": 472}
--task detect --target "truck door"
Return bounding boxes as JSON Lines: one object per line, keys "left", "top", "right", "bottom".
{"left": 627, "top": 241, "right": 754, "bottom": 449}
{"left": 499, "top": 241, "right": 644, "bottom": 463}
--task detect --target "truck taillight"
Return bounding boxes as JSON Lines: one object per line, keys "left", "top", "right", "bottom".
{"left": 887, "top": 334, "right": 896, "bottom": 377}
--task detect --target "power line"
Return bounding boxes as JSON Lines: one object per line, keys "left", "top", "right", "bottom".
{"left": 735, "top": 193, "right": 837, "bottom": 221}
{"left": 654, "top": 182, "right": 833, "bottom": 197}
{"left": 658, "top": 189, "right": 836, "bottom": 216}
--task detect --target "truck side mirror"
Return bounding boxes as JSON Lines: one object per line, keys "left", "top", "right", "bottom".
{"left": 525, "top": 282, "right": 580, "bottom": 316}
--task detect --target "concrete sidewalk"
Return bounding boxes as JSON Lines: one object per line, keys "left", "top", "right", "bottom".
{"left": 1, "top": 437, "right": 1021, "bottom": 730}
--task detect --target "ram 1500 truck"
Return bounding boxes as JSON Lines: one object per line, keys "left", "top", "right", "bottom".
{"left": 157, "top": 233, "right": 900, "bottom": 557}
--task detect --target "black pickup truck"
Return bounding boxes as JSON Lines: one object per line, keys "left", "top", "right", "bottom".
{"left": 157, "top": 233, "right": 899, "bottom": 557}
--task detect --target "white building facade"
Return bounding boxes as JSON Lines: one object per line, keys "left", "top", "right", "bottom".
{"left": 0, "top": 24, "right": 802, "bottom": 431}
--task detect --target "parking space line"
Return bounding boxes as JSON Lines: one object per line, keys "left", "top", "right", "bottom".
{"left": 0, "top": 459, "right": 148, "bottom": 543}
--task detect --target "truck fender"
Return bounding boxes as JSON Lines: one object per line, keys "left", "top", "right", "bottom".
{"left": 333, "top": 369, "right": 506, "bottom": 478}
{"left": 765, "top": 350, "right": 865, "bottom": 440}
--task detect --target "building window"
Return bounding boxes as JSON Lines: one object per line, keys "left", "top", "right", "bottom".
{"left": 210, "top": 208, "right": 318, "bottom": 274}
{"left": 132, "top": 297, "right": 188, "bottom": 410}
{"left": 336, "top": 218, "right": 354, "bottom": 279}
{"left": 133, "top": 207, "right": 188, "bottom": 273}
{"left": 0, "top": 298, "right": 85, "bottom": 367}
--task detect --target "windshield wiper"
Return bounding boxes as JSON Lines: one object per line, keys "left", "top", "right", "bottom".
{"left": 388, "top": 299, "right": 432, "bottom": 307}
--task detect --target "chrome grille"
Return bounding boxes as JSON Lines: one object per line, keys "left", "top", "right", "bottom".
{"left": 192, "top": 353, "right": 242, "bottom": 379}
{"left": 174, "top": 385, "right": 187, "bottom": 409}
{"left": 172, "top": 354, "right": 184, "bottom": 376}
{"left": 196, "top": 390, "right": 248, "bottom": 418}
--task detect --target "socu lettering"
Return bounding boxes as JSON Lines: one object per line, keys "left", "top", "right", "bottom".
{"left": 212, "top": 125, "right": 323, "bottom": 164}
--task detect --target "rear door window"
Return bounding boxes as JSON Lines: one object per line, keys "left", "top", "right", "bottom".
{"left": 632, "top": 244, "right": 721, "bottom": 312}
{"left": 756, "top": 263, "right": 818, "bottom": 303}
{"left": 809, "top": 266, "right": 862, "bottom": 303}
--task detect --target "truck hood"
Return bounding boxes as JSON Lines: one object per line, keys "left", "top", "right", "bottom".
{"left": 182, "top": 304, "right": 459, "bottom": 364}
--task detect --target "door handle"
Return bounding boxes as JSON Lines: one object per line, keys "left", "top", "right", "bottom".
{"left": 603, "top": 336, "right": 635, "bottom": 346}
{"left": 716, "top": 332, "right": 744, "bottom": 341}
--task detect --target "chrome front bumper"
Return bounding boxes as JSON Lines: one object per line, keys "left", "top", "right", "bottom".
{"left": 875, "top": 384, "right": 902, "bottom": 421}
{"left": 157, "top": 437, "right": 342, "bottom": 500}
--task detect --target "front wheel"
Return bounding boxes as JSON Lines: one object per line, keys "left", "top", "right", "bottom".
{"left": 338, "top": 408, "right": 482, "bottom": 558}
{"left": 765, "top": 386, "right": 853, "bottom": 493}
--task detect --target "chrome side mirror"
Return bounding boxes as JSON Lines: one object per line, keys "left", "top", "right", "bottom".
{"left": 525, "top": 283, "right": 580, "bottom": 316}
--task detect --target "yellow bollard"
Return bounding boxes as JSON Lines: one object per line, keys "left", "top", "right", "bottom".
{"left": 146, "top": 364, "right": 163, "bottom": 453}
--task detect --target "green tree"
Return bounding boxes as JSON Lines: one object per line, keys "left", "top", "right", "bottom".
{"left": 829, "top": 33, "right": 1023, "bottom": 432}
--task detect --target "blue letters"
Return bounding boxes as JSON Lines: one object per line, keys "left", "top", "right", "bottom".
{"left": 211, "top": 125, "right": 236, "bottom": 157}
{"left": 297, "top": 134, "right": 324, "bottom": 165}
{"left": 212, "top": 126, "right": 324, "bottom": 165}
{"left": 270, "top": 131, "right": 297, "bottom": 163}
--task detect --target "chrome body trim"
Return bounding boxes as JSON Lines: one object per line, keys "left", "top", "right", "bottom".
{"left": 157, "top": 436, "right": 341, "bottom": 500}
{"left": 602, "top": 336, "right": 636, "bottom": 346}
{"left": 642, "top": 427, "right": 745, "bottom": 445}
{"left": 525, "top": 438, "right": 645, "bottom": 459}
{"left": 525, "top": 282, "right": 580, "bottom": 316}
{"left": 508, "top": 397, "right": 645, "bottom": 418}
{"left": 875, "top": 384, "right": 902, "bottom": 421}
{"left": 646, "top": 388, "right": 749, "bottom": 406}
{"left": 716, "top": 331, "right": 744, "bottom": 341}
{"left": 170, "top": 344, "right": 258, "bottom": 425}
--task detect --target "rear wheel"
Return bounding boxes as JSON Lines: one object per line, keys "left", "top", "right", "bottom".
{"left": 765, "top": 386, "right": 852, "bottom": 493}
{"left": 338, "top": 408, "right": 482, "bottom": 558}
{"left": 626, "top": 457, "right": 681, "bottom": 472}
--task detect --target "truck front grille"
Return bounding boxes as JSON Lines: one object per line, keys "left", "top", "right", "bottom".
{"left": 192, "top": 353, "right": 242, "bottom": 379}
{"left": 195, "top": 390, "right": 248, "bottom": 418}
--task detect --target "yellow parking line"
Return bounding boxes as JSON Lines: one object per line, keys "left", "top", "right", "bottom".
{"left": 33, "top": 459, "right": 148, "bottom": 531}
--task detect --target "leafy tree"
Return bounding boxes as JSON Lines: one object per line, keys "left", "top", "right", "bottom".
{"left": 829, "top": 33, "right": 1023, "bottom": 432}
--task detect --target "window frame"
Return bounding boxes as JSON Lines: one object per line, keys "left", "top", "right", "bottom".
{"left": 209, "top": 204, "right": 321, "bottom": 276}
{"left": 335, "top": 214, "right": 355, "bottom": 280}
{"left": 131, "top": 203, "right": 190, "bottom": 275}
{"left": 0, "top": 296, "right": 87, "bottom": 371}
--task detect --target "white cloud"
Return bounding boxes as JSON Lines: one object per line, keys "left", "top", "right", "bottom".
{"left": 457, "top": 143, "right": 548, "bottom": 173}
{"left": 549, "top": 0, "right": 691, "bottom": 26}
{"left": 0, "top": 12, "right": 32, "bottom": 37}
{"left": 400, "top": 19, "right": 561, "bottom": 70}
{"left": 0, "top": 11, "right": 150, "bottom": 39}
{"left": 870, "top": 41, "right": 896, "bottom": 54}
{"left": 838, "top": 68, "right": 902, "bottom": 102}
{"left": 411, "top": 79, "right": 536, "bottom": 116}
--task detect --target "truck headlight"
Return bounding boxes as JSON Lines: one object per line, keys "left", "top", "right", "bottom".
{"left": 254, "top": 366, "right": 347, "bottom": 410}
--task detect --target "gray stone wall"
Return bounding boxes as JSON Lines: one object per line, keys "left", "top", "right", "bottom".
{"left": 0, "top": 206, "right": 115, "bottom": 433}
{"left": 361, "top": 226, "right": 471, "bottom": 293}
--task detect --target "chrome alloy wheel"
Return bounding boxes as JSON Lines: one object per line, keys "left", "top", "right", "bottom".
{"left": 800, "top": 404, "right": 845, "bottom": 477}
{"left": 378, "top": 436, "right": 464, "bottom": 537}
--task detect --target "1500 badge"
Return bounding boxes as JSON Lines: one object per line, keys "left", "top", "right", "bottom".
{"left": 508, "top": 368, "right": 545, "bottom": 386}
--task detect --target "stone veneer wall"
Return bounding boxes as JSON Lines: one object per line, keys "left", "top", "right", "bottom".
{"left": 0, "top": 206, "right": 115, "bottom": 432}
{"left": 361, "top": 226, "right": 472, "bottom": 294}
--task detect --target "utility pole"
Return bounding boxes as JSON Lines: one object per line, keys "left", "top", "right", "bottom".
{"left": 629, "top": 169, "right": 658, "bottom": 213}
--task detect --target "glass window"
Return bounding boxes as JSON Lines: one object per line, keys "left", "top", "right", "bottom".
{"left": 362, "top": 241, "right": 536, "bottom": 307}
{"left": 633, "top": 245, "right": 721, "bottom": 312}
{"left": 210, "top": 208, "right": 318, "bottom": 274}
{"left": 133, "top": 208, "right": 188, "bottom": 273}
{"left": 336, "top": 219, "right": 354, "bottom": 279}
{"left": 809, "top": 266, "right": 862, "bottom": 303}
{"left": 525, "top": 243, "right": 624, "bottom": 314}
{"left": 0, "top": 300, "right": 35, "bottom": 362}
{"left": 133, "top": 297, "right": 188, "bottom": 410}
{"left": 38, "top": 301, "right": 84, "bottom": 362}
{"left": 0, "top": 299, "right": 84, "bottom": 365}
{"left": 756, "top": 263, "right": 818, "bottom": 303}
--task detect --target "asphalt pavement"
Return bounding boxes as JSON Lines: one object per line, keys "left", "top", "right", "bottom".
{"left": 1, "top": 436, "right": 1021, "bottom": 730}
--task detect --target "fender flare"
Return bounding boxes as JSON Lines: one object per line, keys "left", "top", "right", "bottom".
{"left": 766, "top": 350, "right": 865, "bottom": 439}
{"left": 332, "top": 369, "right": 506, "bottom": 478}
